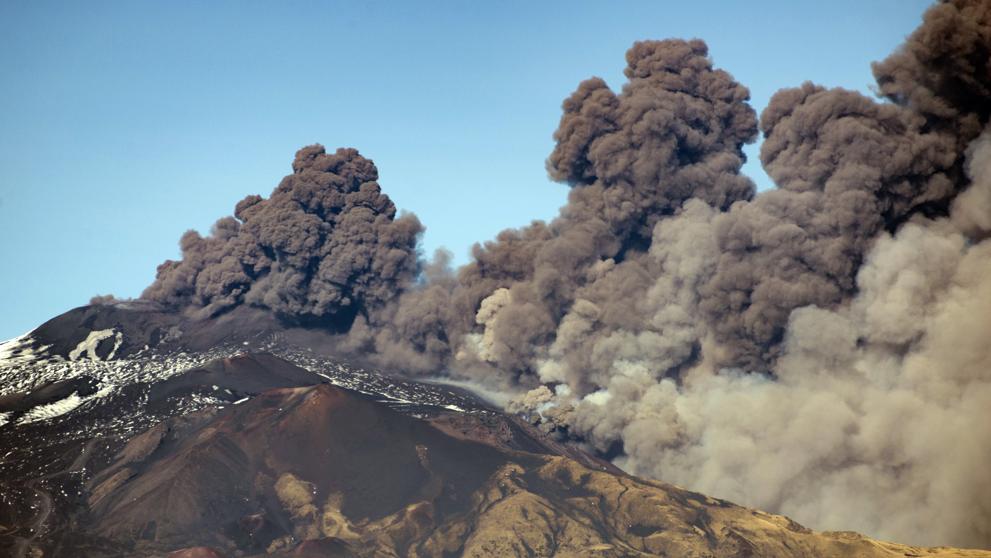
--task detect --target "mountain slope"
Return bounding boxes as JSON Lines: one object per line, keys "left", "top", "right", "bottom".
{"left": 1, "top": 304, "right": 989, "bottom": 557}
{"left": 1, "top": 345, "right": 988, "bottom": 557}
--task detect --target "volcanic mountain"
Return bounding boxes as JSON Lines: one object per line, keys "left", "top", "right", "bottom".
{"left": 1, "top": 303, "right": 988, "bottom": 557}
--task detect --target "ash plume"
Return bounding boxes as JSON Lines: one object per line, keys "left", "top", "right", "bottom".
{"left": 700, "top": 82, "right": 958, "bottom": 369}
{"left": 873, "top": 0, "right": 991, "bottom": 146}
{"left": 138, "top": 0, "right": 991, "bottom": 548}
{"left": 493, "top": 0, "right": 991, "bottom": 547}
{"left": 562, "top": 132, "right": 991, "bottom": 547}
{"left": 143, "top": 145, "right": 423, "bottom": 329}
{"left": 340, "top": 40, "right": 760, "bottom": 379}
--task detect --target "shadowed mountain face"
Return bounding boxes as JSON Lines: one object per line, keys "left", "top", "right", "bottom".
{"left": 1, "top": 324, "right": 989, "bottom": 557}
{"left": 85, "top": 383, "right": 511, "bottom": 553}
{"left": 23, "top": 302, "right": 285, "bottom": 361}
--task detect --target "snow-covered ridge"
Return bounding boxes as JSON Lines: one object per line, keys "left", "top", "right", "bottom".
{"left": 0, "top": 341, "right": 231, "bottom": 398}
{"left": 0, "top": 333, "right": 51, "bottom": 367}
{"left": 0, "top": 326, "right": 125, "bottom": 371}
{"left": 0, "top": 332, "right": 488, "bottom": 428}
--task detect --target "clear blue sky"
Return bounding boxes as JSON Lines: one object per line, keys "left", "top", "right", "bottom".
{"left": 0, "top": 0, "right": 934, "bottom": 340}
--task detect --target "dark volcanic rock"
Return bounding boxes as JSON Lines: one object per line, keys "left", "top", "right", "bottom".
{"left": 167, "top": 547, "right": 226, "bottom": 558}
{"left": 28, "top": 302, "right": 288, "bottom": 361}
{"left": 289, "top": 538, "right": 354, "bottom": 557}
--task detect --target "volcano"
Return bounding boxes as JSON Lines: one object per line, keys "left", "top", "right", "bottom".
{"left": 0, "top": 303, "right": 988, "bottom": 557}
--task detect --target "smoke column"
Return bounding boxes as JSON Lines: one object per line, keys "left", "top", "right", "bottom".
{"left": 143, "top": 0, "right": 991, "bottom": 547}
{"left": 143, "top": 145, "right": 423, "bottom": 329}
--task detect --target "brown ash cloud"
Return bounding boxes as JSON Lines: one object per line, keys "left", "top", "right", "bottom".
{"left": 143, "top": 145, "right": 423, "bottom": 329}
{"left": 700, "top": 82, "right": 959, "bottom": 370}
{"left": 137, "top": 0, "right": 991, "bottom": 548}
{"left": 492, "top": 1, "right": 991, "bottom": 547}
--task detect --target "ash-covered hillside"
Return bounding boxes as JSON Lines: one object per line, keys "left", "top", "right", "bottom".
{"left": 1, "top": 311, "right": 989, "bottom": 557}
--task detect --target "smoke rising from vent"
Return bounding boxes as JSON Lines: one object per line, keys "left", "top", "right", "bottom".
{"left": 142, "top": 0, "right": 991, "bottom": 547}
{"left": 143, "top": 145, "right": 423, "bottom": 329}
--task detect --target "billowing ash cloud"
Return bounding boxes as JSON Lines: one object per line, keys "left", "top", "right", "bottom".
{"left": 495, "top": 1, "right": 989, "bottom": 548}
{"left": 700, "top": 82, "right": 959, "bottom": 370}
{"left": 564, "top": 131, "right": 991, "bottom": 547}
{"left": 143, "top": 145, "right": 423, "bottom": 329}
{"left": 872, "top": 0, "right": 991, "bottom": 145}
{"left": 139, "top": 0, "right": 991, "bottom": 548}
{"left": 338, "top": 39, "right": 760, "bottom": 380}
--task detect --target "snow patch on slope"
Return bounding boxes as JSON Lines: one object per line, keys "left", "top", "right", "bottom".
{"left": 69, "top": 329, "right": 122, "bottom": 361}
{"left": 19, "top": 392, "right": 84, "bottom": 424}
{"left": 0, "top": 334, "right": 50, "bottom": 366}
{"left": 1, "top": 334, "right": 489, "bottom": 427}
{"left": 18, "top": 383, "right": 115, "bottom": 425}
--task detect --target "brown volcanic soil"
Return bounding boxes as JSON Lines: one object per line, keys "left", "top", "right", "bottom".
{"left": 82, "top": 383, "right": 517, "bottom": 552}
{"left": 4, "top": 354, "right": 990, "bottom": 557}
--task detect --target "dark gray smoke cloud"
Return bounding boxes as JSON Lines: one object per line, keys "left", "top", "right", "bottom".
{"left": 873, "top": 0, "right": 991, "bottom": 146}
{"left": 139, "top": 0, "right": 991, "bottom": 548}
{"left": 344, "top": 39, "right": 760, "bottom": 379}
{"left": 491, "top": 0, "right": 991, "bottom": 547}
{"left": 699, "top": 82, "right": 959, "bottom": 370}
{"left": 698, "top": 0, "right": 991, "bottom": 370}
{"left": 143, "top": 145, "right": 423, "bottom": 329}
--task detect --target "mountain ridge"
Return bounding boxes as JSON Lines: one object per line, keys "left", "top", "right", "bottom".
{"left": 1, "top": 307, "right": 989, "bottom": 557}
